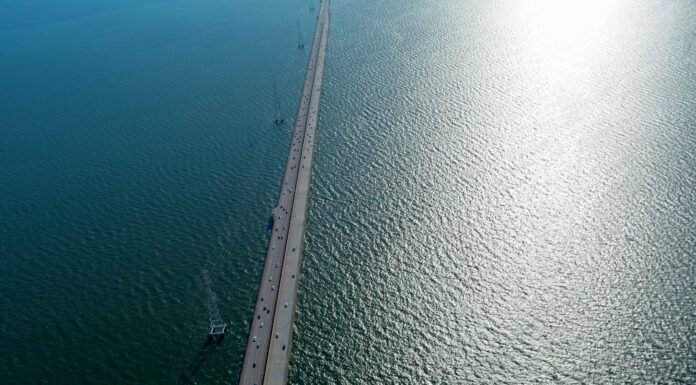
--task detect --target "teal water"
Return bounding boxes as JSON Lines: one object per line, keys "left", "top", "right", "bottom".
{"left": 2, "top": 0, "right": 695, "bottom": 384}
{"left": 1, "top": 0, "right": 317, "bottom": 383}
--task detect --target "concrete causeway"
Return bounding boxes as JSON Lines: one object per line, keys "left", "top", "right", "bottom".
{"left": 239, "top": 1, "right": 330, "bottom": 384}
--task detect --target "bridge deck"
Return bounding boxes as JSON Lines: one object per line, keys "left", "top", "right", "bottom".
{"left": 239, "top": 2, "right": 330, "bottom": 384}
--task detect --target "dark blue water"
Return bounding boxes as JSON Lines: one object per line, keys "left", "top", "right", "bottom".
{"left": 2, "top": 0, "right": 695, "bottom": 384}
{"left": 1, "top": 0, "right": 317, "bottom": 383}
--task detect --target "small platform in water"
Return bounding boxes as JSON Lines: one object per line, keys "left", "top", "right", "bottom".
{"left": 208, "top": 323, "right": 228, "bottom": 340}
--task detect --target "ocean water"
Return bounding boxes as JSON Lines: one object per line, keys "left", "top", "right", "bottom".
{"left": 1, "top": 0, "right": 317, "bottom": 383}
{"left": 290, "top": 0, "right": 695, "bottom": 383}
{"left": 1, "top": 0, "right": 695, "bottom": 384}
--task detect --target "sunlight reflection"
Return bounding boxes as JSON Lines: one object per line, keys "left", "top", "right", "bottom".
{"left": 503, "top": 0, "right": 625, "bottom": 98}
{"left": 521, "top": 0, "right": 618, "bottom": 49}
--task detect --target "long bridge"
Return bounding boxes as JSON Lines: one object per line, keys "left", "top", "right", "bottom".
{"left": 238, "top": 1, "right": 330, "bottom": 384}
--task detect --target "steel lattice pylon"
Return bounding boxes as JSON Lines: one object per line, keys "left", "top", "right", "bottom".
{"left": 202, "top": 270, "right": 227, "bottom": 339}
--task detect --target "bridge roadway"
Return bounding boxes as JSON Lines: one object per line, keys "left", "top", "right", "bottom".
{"left": 239, "top": 2, "right": 330, "bottom": 384}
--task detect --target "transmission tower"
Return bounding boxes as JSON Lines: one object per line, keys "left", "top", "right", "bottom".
{"left": 297, "top": 21, "right": 305, "bottom": 49}
{"left": 273, "top": 82, "right": 284, "bottom": 124}
{"left": 202, "top": 270, "right": 227, "bottom": 340}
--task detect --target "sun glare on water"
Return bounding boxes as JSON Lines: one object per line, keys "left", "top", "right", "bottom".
{"left": 521, "top": 0, "right": 619, "bottom": 48}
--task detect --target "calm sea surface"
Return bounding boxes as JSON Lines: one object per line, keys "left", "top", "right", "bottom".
{"left": 1, "top": 0, "right": 695, "bottom": 384}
